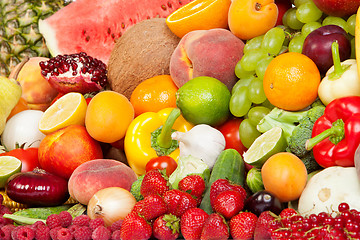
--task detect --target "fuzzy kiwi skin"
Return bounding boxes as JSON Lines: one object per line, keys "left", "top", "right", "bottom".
{"left": 107, "top": 18, "right": 180, "bottom": 100}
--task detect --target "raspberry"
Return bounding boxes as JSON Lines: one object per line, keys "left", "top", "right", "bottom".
{"left": 0, "top": 194, "right": 3, "bottom": 205}
{"left": 49, "top": 226, "right": 62, "bottom": 240}
{"left": 56, "top": 228, "right": 73, "bottom": 240}
{"left": 67, "top": 224, "right": 79, "bottom": 234}
{"left": 92, "top": 225, "right": 111, "bottom": 240}
{"left": 11, "top": 225, "right": 35, "bottom": 240}
{"left": 0, "top": 224, "right": 15, "bottom": 240}
{"left": 111, "top": 230, "right": 121, "bottom": 240}
{"left": 0, "top": 216, "right": 13, "bottom": 227}
{"left": 46, "top": 214, "right": 62, "bottom": 229}
{"left": 110, "top": 219, "right": 123, "bottom": 232}
{"left": 72, "top": 215, "right": 90, "bottom": 227}
{"left": 30, "top": 221, "right": 46, "bottom": 230}
{"left": 35, "top": 225, "right": 50, "bottom": 240}
{"left": 0, "top": 205, "right": 12, "bottom": 215}
{"left": 89, "top": 218, "right": 105, "bottom": 231}
{"left": 73, "top": 226, "right": 92, "bottom": 240}
{"left": 59, "top": 211, "right": 73, "bottom": 227}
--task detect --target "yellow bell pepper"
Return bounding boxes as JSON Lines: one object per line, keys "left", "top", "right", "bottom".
{"left": 124, "top": 108, "right": 193, "bottom": 175}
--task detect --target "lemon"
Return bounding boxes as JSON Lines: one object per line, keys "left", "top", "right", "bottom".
{"left": 243, "top": 127, "right": 287, "bottom": 168}
{"left": 39, "top": 92, "right": 87, "bottom": 134}
{"left": 166, "top": 0, "right": 231, "bottom": 38}
{"left": 176, "top": 76, "right": 231, "bottom": 127}
{"left": 0, "top": 156, "right": 22, "bottom": 188}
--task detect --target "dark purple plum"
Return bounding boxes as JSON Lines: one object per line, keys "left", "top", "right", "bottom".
{"left": 244, "top": 190, "right": 283, "bottom": 216}
{"left": 302, "top": 25, "right": 351, "bottom": 74}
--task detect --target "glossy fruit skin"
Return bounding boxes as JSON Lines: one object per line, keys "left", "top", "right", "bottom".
{"left": 5, "top": 169, "right": 69, "bottom": 207}
{"left": 178, "top": 174, "right": 206, "bottom": 205}
{"left": 38, "top": 125, "right": 103, "bottom": 179}
{"left": 275, "top": 0, "right": 292, "bottom": 26}
{"left": 200, "top": 213, "right": 229, "bottom": 240}
{"left": 163, "top": 189, "right": 198, "bottom": 217}
{"left": 145, "top": 156, "right": 177, "bottom": 177}
{"left": 140, "top": 169, "right": 170, "bottom": 197}
{"left": 217, "top": 118, "right": 247, "bottom": 157}
{"left": 228, "top": 0, "right": 278, "bottom": 40}
{"left": 312, "top": 0, "right": 360, "bottom": 17}
{"left": 302, "top": 25, "right": 351, "bottom": 74}
{"left": 181, "top": 208, "right": 209, "bottom": 240}
{"left": 213, "top": 190, "right": 245, "bottom": 220}
{"left": 230, "top": 211, "right": 258, "bottom": 240}
{"left": 0, "top": 148, "right": 39, "bottom": 172}
{"left": 244, "top": 190, "right": 283, "bottom": 216}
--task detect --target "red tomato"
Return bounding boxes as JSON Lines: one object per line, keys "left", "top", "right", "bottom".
{"left": 145, "top": 156, "right": 177, "bottom": 177}
{"left": 217, "top": 118, "right": 247, "bottom": 157}
{"left": 0, "top": 148, "right": 40, "bottom": 172}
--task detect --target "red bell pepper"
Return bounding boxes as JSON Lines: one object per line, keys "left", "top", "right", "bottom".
{"left": 306, "top": 96, "right": 360, "bottom": 168}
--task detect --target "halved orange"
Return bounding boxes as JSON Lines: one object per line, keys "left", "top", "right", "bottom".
{"left": 166, "top": 0, "right": 231, "bottom": 38}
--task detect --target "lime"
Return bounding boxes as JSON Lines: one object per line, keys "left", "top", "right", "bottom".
{"left": 176, "top": 76, "right": 231, "bottom": 126}
{"left": 39, "top": 92, "right": 87, "bottom": 134}
{"left": 0, "top": 156, "right": 22, "bottom": 188}
{"left": 243, "top": 126, "right": 287, "bottom": 168}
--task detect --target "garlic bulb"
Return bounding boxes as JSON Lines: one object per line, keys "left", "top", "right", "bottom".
{"left": 171, "top": 124, "right": 226, "bottom": 169}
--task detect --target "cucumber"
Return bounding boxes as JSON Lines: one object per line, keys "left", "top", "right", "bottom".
{"left": 199, "top": 149, "right": 245, "bottom": 214}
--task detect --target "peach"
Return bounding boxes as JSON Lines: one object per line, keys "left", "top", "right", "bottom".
{"left": 169, "top": 28, "right": 245, "bottom": 90}
{"left": 9, "top": 57, "right": 58, "bottom": 111}
{"left": 68, "top": 159, "right": 137, "bottom": 205}
{"left": 38, "top": 125, "right": 103, "bottom": 180}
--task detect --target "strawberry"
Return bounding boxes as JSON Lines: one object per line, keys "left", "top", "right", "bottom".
{"left": 178, "top": 174, "right": 206, "bottom": 205}
{"left": 229, "top": 211, "right": 258, "bottom": 240}
{"left": 210, "top": 179, "right": 247, "bottom": 210}
{"left": 180, "top": 208, "right": 209, "bottom": 240}
{"left": 200, "top": 213, "right": 229, "bottom": 240}
{"left": 119, "top": 212, "right": 152, "bottom": 240}
{"left": 152, "top": 214, "right": 180, "bottom": 240}
{"left": 163, "top": 189, "right": 197, "bottom": 217}
{"left": 213, "top": 190, "right": 245, "bottom": 220}
{"left": 140, "top": 169, "right": 170, "bottom": 197}
{"left": 132, "top": 194, "right": 167, "bottom": 221}
{"left": 253, "top": 211, "right": 281, "bottom": 240}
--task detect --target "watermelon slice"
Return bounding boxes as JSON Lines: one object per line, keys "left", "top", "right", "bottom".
{"left": 39, "top": 0, "right": 192, "bottom": 64}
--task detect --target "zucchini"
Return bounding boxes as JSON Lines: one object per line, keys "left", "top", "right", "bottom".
{"left": 199, "top": 149, "right": 245, "bottom": 214}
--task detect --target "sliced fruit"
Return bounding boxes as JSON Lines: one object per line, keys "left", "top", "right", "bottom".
{"left": 0, "top": 156, "right": 22, "bottom": 188}
{"left": 38, "top": 0, "right": 192, "bottom": 64}
{"left": 166, "top": 0, "right": 231, "bottom": 38}
{"left": 243, "top": 126, "right": 287, "bottom": 168}
{"left": 39, "top": 92, "right": 87, "bottom": 134}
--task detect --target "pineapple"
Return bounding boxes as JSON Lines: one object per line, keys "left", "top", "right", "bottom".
{"left": 0, "top": 0, "right": 64, "bottom": 77}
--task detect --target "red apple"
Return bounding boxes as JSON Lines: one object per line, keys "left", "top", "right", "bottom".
{"left": 38, "top": 125, "right": 103, "bottom": 179}
{"left": 275, "top": 0, "right": 292, "bottom": 26}
{"left": 312, "top": 0, "right": 360, "bottom": 17}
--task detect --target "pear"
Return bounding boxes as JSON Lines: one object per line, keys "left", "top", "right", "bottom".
{"left": 0, "top": 76, "right": 22, "bottom": 135}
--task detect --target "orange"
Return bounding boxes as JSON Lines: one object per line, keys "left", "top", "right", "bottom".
{"left": 130, "top": 75, "right": 178, "bottom": 117}
{"left": 263, "top": 52, "right": 320, "bottom": 111}
{"left": 85, "top": 90, "right": 134, "bottom": 143}
{"left": 7, "top": 97, "right": 29, "bottom": 121}
{"left": 261, "top": 152, "right": 308, "bottom": 202}
{"left": 166, "top": 0, "right": 231, "bottom": 38}
{"left": 228, "top": 0, "right": 278, "bottom": 40}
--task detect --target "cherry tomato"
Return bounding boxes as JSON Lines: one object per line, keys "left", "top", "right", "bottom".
{"left": 0, "top": 148, "right": 40, "bottom": 172}
{"left": 217, "top": 118, "right": 247, "bottom": 157}
{"left": 145, "top": 156, "right": 177, "bottom": 177}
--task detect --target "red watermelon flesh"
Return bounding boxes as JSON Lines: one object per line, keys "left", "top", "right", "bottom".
{"left": 39, "top": 0, "right": 192, "bottom": 64}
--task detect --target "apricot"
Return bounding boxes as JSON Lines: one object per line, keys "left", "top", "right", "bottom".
{"left": 9, "top": 57, "right": 58, "bottom": 111}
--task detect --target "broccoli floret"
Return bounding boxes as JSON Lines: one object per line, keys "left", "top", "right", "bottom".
{"left": 299, "top": 152, "right": 323, "bottom": 174}
{"left": 130, "top": 174, "right": 144, "bottom": 201}
{"left": 257, "top": 104, "right": 325, "bottom": 157}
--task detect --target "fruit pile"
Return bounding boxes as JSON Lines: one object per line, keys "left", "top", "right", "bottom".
{"left": 1, "top": 0, "right": 360, "bottom": 239}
